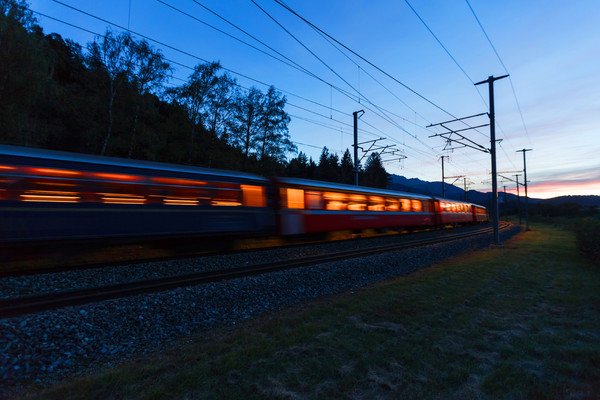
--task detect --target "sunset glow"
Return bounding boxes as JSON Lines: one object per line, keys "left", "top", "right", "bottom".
{"left": 505, "top": 180, "right": 600, "bottom": 199}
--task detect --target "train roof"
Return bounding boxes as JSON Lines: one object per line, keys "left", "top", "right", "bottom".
{"left": 273, "top": 177, "right": 433, "bottom": 200}
{"left": 0, "top": 144, "right": 269, "bottom": 182}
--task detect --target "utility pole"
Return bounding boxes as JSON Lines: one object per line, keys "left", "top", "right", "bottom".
{"left": 503, "top": 185, "right": 507, "bottom": 221}
{"left": 440, "top": 155, "right": 448, "bottom": 197}
{"left": 515, "top": 174, "right": 522, "bottom": 225}
{"left": 517, "top": 149, "right": 532, "bottom": 231}
{"left": 353, "top": 110, "right": 364, "bottom": 186}
{"left": 464, "top": 177, "right": 468, "bottom": 201}
{"left": 475, "top": 74, "right": 509, "bottom": 246}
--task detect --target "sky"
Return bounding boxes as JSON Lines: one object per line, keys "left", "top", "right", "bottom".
{"left": 28, "top": 0, "right": 600, "bottom": 199}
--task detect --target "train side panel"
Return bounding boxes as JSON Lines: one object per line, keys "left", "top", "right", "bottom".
{"left": 273, "top": 178, "right": 435, "bottom": 235}
{"left": 0, "top": 145, "right": 275, "bottom": 243}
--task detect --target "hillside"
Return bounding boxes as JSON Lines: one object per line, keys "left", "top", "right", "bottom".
{"left": 388, "top": 174, "right": 599, "bottom": 208}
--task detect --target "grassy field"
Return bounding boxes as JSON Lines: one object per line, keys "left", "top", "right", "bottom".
{"left": 22, "top": 224, "right": 600, "bottom": 399}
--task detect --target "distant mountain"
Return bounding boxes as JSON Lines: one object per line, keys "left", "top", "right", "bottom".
{"left": 539, "top": 195, "right": 600, "bottom": 207}
{"left": 388, "top": 174, "right": 599, "bottom": 208}
{"left": 388, "top": 175, "right": 490, "bottom": 206}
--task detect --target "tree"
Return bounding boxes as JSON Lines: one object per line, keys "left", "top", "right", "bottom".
{"left": 361, "top": 152, "right": 389, "bottom": 188}
{"left": 0, "top": 0, "right": 49, "bottom": 143}
{"left": 257, "top": 86, "right": 295, "bottom": 163}
{"left": 86, "top": 29, "right": 136, "bottom": 155}
{"left": 340, "top": 149, "right": 354, "bottom": 184}
{"left": 127, "top": 39, "right": 171, "bottom": 158}
{"left": 228, "top": 86, "right": 263, "bottom": 160}
{"left": 288, "top": 151, "right": 309, "bottom": 178}
{"left": 317, "top": 147, "right": 340, "bottom": 182}
{"left": 206, "top": 71, "right": 236, "bottom": 138}
{"left": 169, "top": 61, "right": 221, "bottom": 163}
{"left": 206, "top": 71, "right": 236, "bottom": 166}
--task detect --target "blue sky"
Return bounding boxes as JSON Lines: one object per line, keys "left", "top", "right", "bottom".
{"left": 29, "top": 0, "right": 600, "bottom": 198}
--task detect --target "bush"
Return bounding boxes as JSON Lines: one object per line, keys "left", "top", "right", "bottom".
{"left": 574, "top": 218, "right": 600, "bottom": 265}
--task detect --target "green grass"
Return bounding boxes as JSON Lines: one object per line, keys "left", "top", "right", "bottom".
{"left": 20, "top": 224, "right": 600, "bottom": 399}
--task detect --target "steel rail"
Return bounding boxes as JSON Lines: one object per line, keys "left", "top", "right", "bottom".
{"left": 0, "top": 224, "right": 508, "bottom": 318}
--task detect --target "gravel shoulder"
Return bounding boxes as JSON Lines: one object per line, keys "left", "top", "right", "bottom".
{"left": 0, "top": 224, "right": 521, "bottom": 398}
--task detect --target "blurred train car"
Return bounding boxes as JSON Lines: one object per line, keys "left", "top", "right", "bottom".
{"left": 1, "top": 145, "right": 488, "bottom": 244}
{"left": 273, "top": 177, "right": 436, "bottom": 235}
{"left": 0, "top": 145, "right": 275, "bottom": 243}
{"left": 472, "top": 204, "right": 489, "bottom": 223}
{"left": 433, "top": 198, "right": 482, "bottom": 226}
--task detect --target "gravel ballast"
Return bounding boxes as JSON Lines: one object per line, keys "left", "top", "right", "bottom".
{"left": 0, "top": 225, "right": 521, "bottom": 397}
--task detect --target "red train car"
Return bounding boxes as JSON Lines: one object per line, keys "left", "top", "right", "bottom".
{"left": 472, "top": 204, "right": 489, "bottom": 223}
{"left": 273, "top": 177, "right": 435, "bottom": 235}
{"left": 0, "top": 145, "right": 275, "bottom": 243}
{"left": 433, "top": 198, "right": 478, "bottom": 226}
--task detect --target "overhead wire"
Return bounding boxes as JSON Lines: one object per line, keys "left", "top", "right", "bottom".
{"left": 465, "top": 0, "right": 532, "bottom": 147}
{"left": 31, "top": 8, "right": 373, "bottom": 157}
{"left": 249, "top": 0, "right": 432, "bottom": 155}
{"left": 272, "top": 0, "right": 469, "bottom": 120}
{"left": 271, "top": 0, "right": 491, "bottom": 173}
{"left": 39, "top": 1, "right": 489, "bottom": 185}
{"left": 50, "top": 0, "right": 431, "bottom": 162}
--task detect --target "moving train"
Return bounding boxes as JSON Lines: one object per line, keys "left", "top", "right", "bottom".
{"left": 0, "top": 145, "right": 488, "bottom": 243}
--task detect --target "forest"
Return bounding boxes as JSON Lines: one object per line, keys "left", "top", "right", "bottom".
{"left": 0, "top": 0, "right": 389, "bottom": 188}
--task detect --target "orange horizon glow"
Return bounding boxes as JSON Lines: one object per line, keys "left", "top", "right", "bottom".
{"left": 503, "top": 180, "right": 600, "bottom": 199}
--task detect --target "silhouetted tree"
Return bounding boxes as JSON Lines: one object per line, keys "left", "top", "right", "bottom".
{"left": 127, "top": 38, "right": 171, "bottom": 158}
{"left": 168, "top": 61, "right": 221, "bottom": 163}
{"left": 361, "top": 152, "right": 389, "bottom": 188}
{"left": 0, "top": 0, "right": 49, "bottom": 144}
{"left": 229, "top": 87, "right": 263, "bottom": 160}
{"left": 317, "top": 147, "right": 341, "bottom": 182}
{"left": 87, "top": 29, "right": 136, "bottom": 155}
{"left": 257, "top": 86, "right": 295, "bottom": 163}
{"left": 340, "top": 149, "right": 354, "bottom": 184}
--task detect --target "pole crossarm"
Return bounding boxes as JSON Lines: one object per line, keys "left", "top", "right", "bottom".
{"left": 427, "top": 114, "right": 490, "bottom": 153}
{"left": 426, "top": 112, "right": 488, "bottom": 128}
{"left": 499, "top": 174, "right": 524, "bottom": 185}
{"left": 382, "top": 155, "right": 407, "bottom": 163}
{"left": 446, "top": 175, "right": 465, "bottom": 186}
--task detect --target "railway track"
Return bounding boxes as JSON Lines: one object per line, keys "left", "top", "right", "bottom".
{"left": 0, "top": 226, "right": 455, "bottom": 278}
{"left": 0, "top": 223, "right": 508, "bottom": 318}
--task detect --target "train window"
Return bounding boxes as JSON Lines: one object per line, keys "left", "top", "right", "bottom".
{"left": 99, "top": 192, "right": 146, "bottom": 204}
{"left": 163, "top": 197, "right": 199, "bottom": 206}
{"left": 285, "top": 188, "right": 305, "bottom": 209}
{"left": 305, "top": 191, "right": 324, "bottom": 210}
{"left": 411, "top": 200, "right": 422, "bottom": 212}
{"left": 400, "top": 198, "right": 411, "bottom": 211}
{"left": 241, "top": 185, "right": 266, "bottom": 207}
{"left": 386, "top": 198, "right": 399, "bottom": 211}
{"left": 368, "top": 196, "right": 385, "bottom": 211}
{"left": 323, "top": 192, "right": 347, "bottom": 211}
{"left": 348, "top": 194, "right": 367, "bottom": 211}
{"left": 20, "top": 190, "right": 80, "bottom": 203}
{"left": 422, "top": 200, "right": 429, "bottom": 212}
{"left": 212, "top": 187, "right": 242, "bottom": 206}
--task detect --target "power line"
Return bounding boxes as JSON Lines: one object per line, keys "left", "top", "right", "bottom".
{"left": 36, "top": 5, "right": 433, "bottom": 166}
{"left": 37, "top": 1, "right": 490, "bottom": 182}
{"left": 51, "top": 0, "right": 425, "bottom": 158}
{"left": 270, "top": 0, "right": 492, "bottom": 169}
{"left": 272, "top": 0, "right": 467, "bottom": 120}
{"left": 250, "top": 0, "right": 420, "bottom": 146}
{"left": 465, "top": 0, "right": 532, "bottom": 147}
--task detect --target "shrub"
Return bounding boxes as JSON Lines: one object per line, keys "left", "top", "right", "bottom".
{"left": 574, "top": 217, "right": 600, "bottom": 265}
